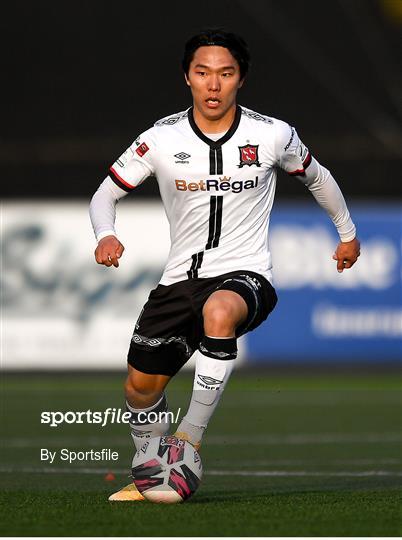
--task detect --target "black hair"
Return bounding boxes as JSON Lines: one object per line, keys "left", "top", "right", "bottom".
{"left": 182, "top": 29, "right": 250, "bottom": 80}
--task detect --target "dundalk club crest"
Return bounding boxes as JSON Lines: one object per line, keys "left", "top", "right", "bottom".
{"left": 238, "top": 144, "right": 260, "bottom": 168}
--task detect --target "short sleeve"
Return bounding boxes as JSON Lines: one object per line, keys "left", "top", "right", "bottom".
{"left": 109, "top": 128, "right": 156, "bottom": 192}
{"left": 275, "top": 120, "right": 312, "bottom": 177}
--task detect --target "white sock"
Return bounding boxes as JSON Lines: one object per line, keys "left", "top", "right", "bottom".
{"left": 126, "top": 393, "right": 170, "bottom": 450}
{"left": 177, "top": 336, "right": 237, "bottom": 447}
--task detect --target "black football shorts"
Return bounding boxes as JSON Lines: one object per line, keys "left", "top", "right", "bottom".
{"left": 128, "top": 270, "right": 277, "bottom": 376}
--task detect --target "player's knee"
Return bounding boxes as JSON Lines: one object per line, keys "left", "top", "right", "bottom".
{"left": 125, "top": 373, "right": 163, "bottom": 405}
{"left": 203, "top": 300, "right": 238, "bottom": 335}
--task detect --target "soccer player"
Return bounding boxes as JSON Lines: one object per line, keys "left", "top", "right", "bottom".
{"left": 89, "top": 29, "right": 360, "bottom": 501}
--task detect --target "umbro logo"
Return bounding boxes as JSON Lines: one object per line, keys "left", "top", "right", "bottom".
{"left": 197, "top": 375, "right": 223, "bottom": 386}
{"left": 174, "top": 151, "right": 191, "bottom": 163}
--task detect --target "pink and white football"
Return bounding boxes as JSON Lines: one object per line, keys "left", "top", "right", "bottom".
{"left": 132, "top": 436, "right": 203, "bottom": 503}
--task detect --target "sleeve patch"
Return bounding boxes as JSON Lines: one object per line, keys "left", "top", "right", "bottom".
{"left": 135, "top": 142, "right": 149, "bottom": 157}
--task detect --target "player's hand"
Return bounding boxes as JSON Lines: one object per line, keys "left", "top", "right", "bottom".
{"left": 332, "top": 237, "right": 360, "bottom": 273}
{"left": 94, "top": 235, "right": 125, "bottom": 268}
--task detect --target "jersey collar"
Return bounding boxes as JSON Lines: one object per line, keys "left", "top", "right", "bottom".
{"left": 188, "top": 105, "right": 242, "bottom": 149}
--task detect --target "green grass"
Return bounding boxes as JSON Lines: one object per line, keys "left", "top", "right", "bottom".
{"left": 1, "top": 371, "right": 401, "bottom": 536}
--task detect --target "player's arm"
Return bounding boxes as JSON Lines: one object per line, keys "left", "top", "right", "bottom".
{"left": 89, "top": 133, "right": 155, "bottom": 268}
{"left": 276, "top": 122, "right": 360, "bottom": 272}
{"left": 299, "top": 156, "right": 360, "bottom": 272}
{"left": 89, "top": 177, "right": 127, "bottom": 267}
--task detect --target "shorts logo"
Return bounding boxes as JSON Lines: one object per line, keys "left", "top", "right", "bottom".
{"left": 132, "top": 334, "right": 162, "bottom": 347}
{"left": 135, "top": 142, "right": 149, "bottom": 157}
{"left": 238, "top": 144, "right": 260, "bottom": 168}
{"left": 239, "top": 274, "right": 261, "bottom": 291}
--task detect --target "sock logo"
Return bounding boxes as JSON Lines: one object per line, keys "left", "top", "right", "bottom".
{"left": 131, "top": 428, "right": 153, "bottom": 438}
{"left": 197, "top": 375, "right": 223, "bottom": 386}
{"left": 199, "top": 343, "right": 232, "bottom": 358}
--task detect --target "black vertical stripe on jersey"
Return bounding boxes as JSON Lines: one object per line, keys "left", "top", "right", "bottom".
{"left": 206, "top": 196, "right": 217, "bottom": 248}
{"left": 206, "top": 196, "right": 223, "bottom": 250}
{"left": 187, "top": 251, "right": 204, "bottom": 279}
{"left": 208, "top": 148, "right": 224, "bottom": 175}
{"left": 216, "top": 147, "right": 223, "bottom": 174}
{"left": 187, "top": 195, "right": 223, "bottom": 278}
{"left": 212, "top": 196, "right": 223, "bottom": 247}
{"left": 209, "top": 147, "right": 216, "bottom": 175}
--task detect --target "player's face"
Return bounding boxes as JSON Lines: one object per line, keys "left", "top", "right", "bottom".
{"left": 185, "top": 46, "right": 244, "bottom": 125}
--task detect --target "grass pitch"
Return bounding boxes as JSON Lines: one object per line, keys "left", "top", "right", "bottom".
{"left": 1, "top": 370, "right": 401, "bottom": 536}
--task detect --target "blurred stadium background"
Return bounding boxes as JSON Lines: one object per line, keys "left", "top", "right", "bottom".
{"left": 2, "top": 0, "right": 401, "bottom": 370}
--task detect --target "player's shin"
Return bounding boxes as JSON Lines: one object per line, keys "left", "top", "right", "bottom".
{"left": 126, "top": 393, "right": 170, "bottom": 451}
{"left": 176, "top": 336, "right": 237, "bottom": 449}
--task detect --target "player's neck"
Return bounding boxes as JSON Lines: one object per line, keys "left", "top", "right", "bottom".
{"left": 192, "top": 103, "right": 237, "bottom": 134}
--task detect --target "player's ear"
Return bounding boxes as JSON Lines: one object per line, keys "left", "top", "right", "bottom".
{"left": 184, "top": 73, "right": 191, "bottom": 87}
{"left": 238, "top": 77, "right": 245, "bottom": 89}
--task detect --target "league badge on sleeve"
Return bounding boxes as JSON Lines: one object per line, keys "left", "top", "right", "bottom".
{"left": 238, "top": 144, "right": 260, "bottom": 168}
{"left": 136, "top": 142, "right": 150, "bottom": 157}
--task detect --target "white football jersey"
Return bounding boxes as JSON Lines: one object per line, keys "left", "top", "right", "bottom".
{"left": 105, "top": 105, "right": 354, "bottom": 285}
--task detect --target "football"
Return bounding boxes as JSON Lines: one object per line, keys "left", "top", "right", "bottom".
{"left": 132, "top": 435, "right": 203, "bottom": 503}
